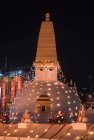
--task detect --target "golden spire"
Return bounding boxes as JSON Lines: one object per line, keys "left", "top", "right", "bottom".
{"left": 36, "top": 13, "right": 57, "bottom": 62}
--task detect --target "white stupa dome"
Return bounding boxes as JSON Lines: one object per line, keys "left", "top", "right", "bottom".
{"left": 10, "top": 80, "right": 81, "bottom": 123}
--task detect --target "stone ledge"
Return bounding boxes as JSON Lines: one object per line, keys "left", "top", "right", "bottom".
{"left": 72, "top": 123, "right": 87, "bottom": 130}
{"left": 18, "top": 123, "right": 31, "bottom": 128}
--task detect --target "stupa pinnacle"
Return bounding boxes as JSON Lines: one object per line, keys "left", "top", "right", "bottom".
{"left": 35, "top": 13, "right": 58, "bottom": 81}
{"left": 36, "top": 13, "right": 57, "bottom": 61}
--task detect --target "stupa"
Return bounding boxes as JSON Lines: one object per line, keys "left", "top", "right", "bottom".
{"left": 10, "top": 13, "right": 81, "bottom": 123}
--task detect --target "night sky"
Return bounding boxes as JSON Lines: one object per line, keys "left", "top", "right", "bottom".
{"left": 0, "top": 1, "right": 94, "bottom": 88}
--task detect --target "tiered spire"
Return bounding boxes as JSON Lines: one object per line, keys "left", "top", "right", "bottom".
{"left": 36, "top": 13, "right": 57, "bottom": 62}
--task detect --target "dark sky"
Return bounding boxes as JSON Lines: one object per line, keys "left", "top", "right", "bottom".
{"left": 0, "top": 1, "right": 94, "bottom": 88}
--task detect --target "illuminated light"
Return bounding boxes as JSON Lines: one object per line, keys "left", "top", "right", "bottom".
{"left": 57, "top": 104, "right": 60, "bottom": 107}
{"left": 7, "top": 133, "right": 10, "bottom": 136}
{"left": 56, "top": 87, "right": 59, "bottom": 89}
{"left": 9, "top": 124, "right": 12, "bottom": 127}
{"left": 56, "top": 97, "right": 60, "bottom": 100}
{"left": 89, "top": 131, "right": 94, "bottom": 135}
{"left": 75, "top": 107, "right": 78, "bottom": 110}
{"left": 44, "top": 129, "right": 48, "bottom": 132}
{"left": 57, "top": 91, "right": 60, "bottom": 94}
{"left": 33, "top": 86, "right": 35, "bottom": 88}
{"left": 35, "top": 83, "right": 38, "bottom": 85}
{"left": 38, "top": 114, "right": 40, "bottom": 116}
{"left": 51, "top": 98, "right": 53, "bottom": 101}
{"left": 76, "top": 136, "right": 80, "bottom": 139}
{"left": 73, "top": 101, "right": 76, "bottom": 103}
{"left": 28, "top": 98, "right": 30, "bottom": 101}
{"left": 69, "top": 90, "right": 71, "bottom": 93}
{"left": 68, "top": 102, "right": 71, "bottom": 105}
{"left": 69, "top": 108, "right": 71, "bottom": 111}
{"left": 47, "top": 93, "right": 50, "bottom": 96}
{"left": 4, "top": 131, "right": 7, "bottom": 134}
{"left": 65, "top": 91, "right": 68, "bottom": 93}
{"left": 48, "top": 88, "right": 51, "bottom": 91}
{"left": 89, "top": 94, "right": 92, "bottom": 98}
{"left": 67, "top": 96, "right": 70, "bottom": 99}
{"left": 75, "top": 113, "right": 78, "bottom": 116}
{"left": 47, "top": 84, "right": 51, "bottom": 86}
{"left": 32, "top": 89, "right": 35, "bottom": 92}
{"left": 16, "top": 112, "right": 18, "bottom": 115}
{"left": 62, "top": 86, "right": 64, "bottom": 89}
{"left": 27, "top": 136, "right": 31, "bottom": 138}
{"left": 67, "top": 132, "right": 71, "bottom": 136}
{"left": 54, "top": 82, "right": 58, "bottom": 85}
{"left": 35, "top": 135, "right": 39, "bottom": 138}
{"left": 14, "top": 129, "right": 17, "bottom": 132}
{"left": 30, "top": 130, "right": 33, "bottom": 133}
